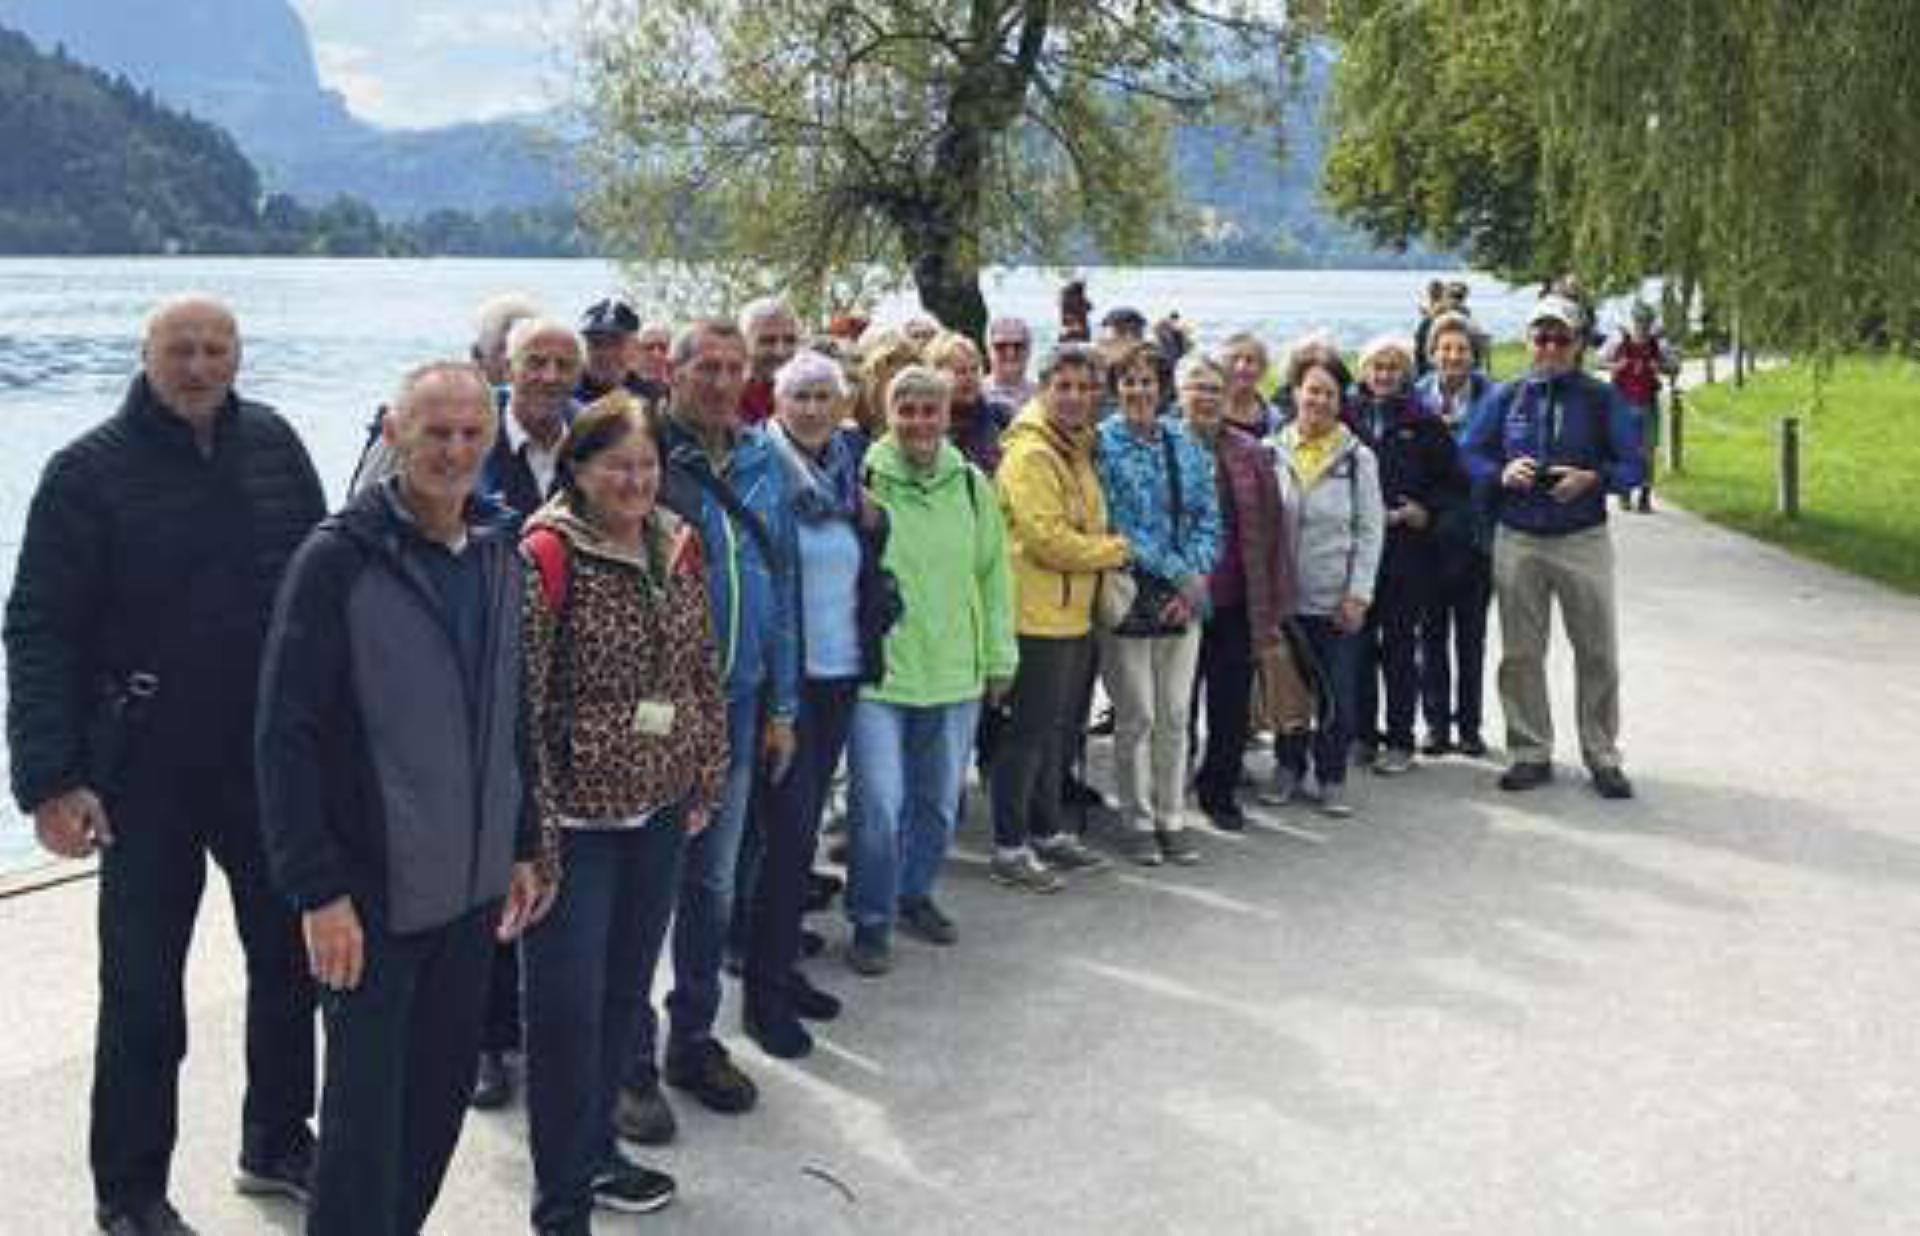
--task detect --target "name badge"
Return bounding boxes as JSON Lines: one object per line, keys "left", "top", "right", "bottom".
{"left": 632, "top": 700, "right": 676, "bottom": 737}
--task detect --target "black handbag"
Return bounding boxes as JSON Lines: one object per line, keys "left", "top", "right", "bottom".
{"left": 1109, "top": 429, "right": 1191, "bottom": 638}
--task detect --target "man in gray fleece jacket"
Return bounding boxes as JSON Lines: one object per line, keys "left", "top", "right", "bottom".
{"left": 256, "top": 362, "right": 553, "bottom": 1236}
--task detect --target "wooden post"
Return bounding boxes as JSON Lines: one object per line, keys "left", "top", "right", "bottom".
{"left": 1777, "top": 416, "right": 1801, "bottom": 518}
{"left": 1732, "top": 312, "right": 1746, "bottom": 388}
{"left": 1666, "top": 390, "right": 1686, "bottom": 475}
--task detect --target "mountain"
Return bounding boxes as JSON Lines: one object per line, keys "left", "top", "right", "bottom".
{"left": 0, "top": 0, "right": 570, "bottom": 218}
{"left": 0, "top": 26, "right": 265, "bottom": 252}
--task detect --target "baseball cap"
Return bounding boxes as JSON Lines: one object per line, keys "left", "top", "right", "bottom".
{"left": 1101, "top": 306, "right": 1148, "bottom": 332}
{"left": 580, "top": 297, "right": 640, "bottom": 338}
{"left": 1528, "top": 294, "right": 1584, "bottom": 333}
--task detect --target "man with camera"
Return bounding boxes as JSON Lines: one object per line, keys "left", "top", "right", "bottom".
{"left": 4, "top": 295, "right": 325, "bottom": 1235}
{"left": 1462, "top": 294, "right": 1645, "bottom": 801}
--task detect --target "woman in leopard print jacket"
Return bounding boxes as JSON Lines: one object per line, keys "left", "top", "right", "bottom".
{"left": 518, "top": 393, "right": 727, "bottom": 1228}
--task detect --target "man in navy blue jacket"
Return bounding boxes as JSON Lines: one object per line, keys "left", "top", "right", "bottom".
{"left": 1462, "top": 295, "right": 1643, "bottom": 799}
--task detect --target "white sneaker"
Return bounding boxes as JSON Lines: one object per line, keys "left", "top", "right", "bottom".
{"left": 1374, "top": 747, "right": 1415, "bottom": 776}
{"left": 1317, "top": 782, "right": 1353, "bottom": 818}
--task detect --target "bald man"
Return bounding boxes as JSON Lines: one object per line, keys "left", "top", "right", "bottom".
{"left": 5, "top": 296, "right": 326, "bottom": 1235}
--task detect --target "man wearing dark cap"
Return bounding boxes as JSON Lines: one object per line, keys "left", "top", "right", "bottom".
{"left": 576, "top": 298, "right": 668, "bottom": 406}
{"left": 1100, "top": 306, "right": 1148, "bottom": 345}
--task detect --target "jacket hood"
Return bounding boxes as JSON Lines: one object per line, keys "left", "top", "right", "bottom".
{"left": 863, "top": 434, "right": 969, "bottom": 488}
{"left": 1003, "top": 401, "right": 1095, "bottom": 462}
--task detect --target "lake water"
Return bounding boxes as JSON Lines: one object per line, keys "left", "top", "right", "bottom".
{"left": 0, "top": 257, "right": 1545, "bottom": 871}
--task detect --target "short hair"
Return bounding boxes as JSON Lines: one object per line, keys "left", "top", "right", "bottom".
{"left": 554, "top": 392, "right": 664, "bottom": 510}
{"left": 923, "top": 331, "right": 982, "bottom": 372}
{"left": 773, "top": 349, "right": 850, "bottom": 400}
{"left": 986, "top": 315, "right": 1031, "bottom": 345}
{"left": 1283, "top": 334, "right": 1352, "bottom": 393}
{"left": 505, "top": 317, "right": 583, "bottom": 368}
{"left": 1425, "top": 311, "right": 1478, "bottom": 359}
{"left": 389, "top": 361, "right": 495, "bottom": 437}
{"left": 1175, "top": 353, "right": 1227, "bottom": 389}
{"left": 886, "top": 364, "right": 954, "bottom": 412}
{"left": 738, "top": 296, "right": 797, "bottom": 335}
{"left": 1104, "top": 340, "right": 1164, "bottom": 397}
{"left": 852, "top": 328, "right": 925, "bottom": 436}
{"left": 473, "top": 293, "right": 541, "bottom": 356}
{"left": 1357, "top": 334, "right": 1416, "bottom": 374}
{"left": 1037, "top": 341, "right": 1099, "bottom": 384}
{"left": 1212, "top": 331, "right": 1270, "bottom": 374}
{"left": 672, "top": 317, "right": 745, "bottom": 368}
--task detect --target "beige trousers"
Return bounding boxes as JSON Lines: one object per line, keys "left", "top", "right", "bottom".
{"left": 1099, "top": 626, "right": 1203, "bottom": 833}
{"left": 1492, "top": 524, "right": 1624, "bottom": 770}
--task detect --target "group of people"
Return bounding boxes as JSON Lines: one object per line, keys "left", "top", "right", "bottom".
{"left": 3, "top": 279, "right": 1662, "bottom": 1236}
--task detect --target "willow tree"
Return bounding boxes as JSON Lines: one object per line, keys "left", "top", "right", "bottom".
{"left": 575, "top": 0, "right": 1295, "bottom": 336}
{"left": 1324, "top": 0, "right": 1920, "bottom": 353}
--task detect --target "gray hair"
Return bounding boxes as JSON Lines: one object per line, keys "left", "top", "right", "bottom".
{"left": 738, "top": 296, "right": 797, "bottom": 335}
{"left": 1357, "top": 333, "right": 1416, "bottom": 373}
{"left": 886, "top": 364, "right": 954, "bottom": 411}
{"left": 1037, "top": 342, "right": 1099, "bottom": 384}
{"left": 1175, "top": 353, "right": 1227, "bottom": 389}
{"left": 672, "top": 317, "right": 746, "bottom": 367}
{"left": 774, "top": 350, "right": 850, "bottom": 400}
{"left": 389, "top": 360, "right": 494, "bottom": 432}
{"left": 473, "top": 293, "right": 541, "bottom": 356}
{"left": 505, "top": 317, "right": 583, "bottom": 368}
{"left": 1211, "top": 330, "right": 1269, "bottom": 372}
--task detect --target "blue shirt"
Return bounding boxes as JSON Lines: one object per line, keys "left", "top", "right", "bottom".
{"left": 796, "top": 517, "right": 862, "bottom": 679}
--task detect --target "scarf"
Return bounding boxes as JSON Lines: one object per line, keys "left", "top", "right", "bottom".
{"left": 766, "top": 419, "right": 860, "bottom": 525}
{"left": 1282, "top": 420, "right": 1351, "bottom": 490}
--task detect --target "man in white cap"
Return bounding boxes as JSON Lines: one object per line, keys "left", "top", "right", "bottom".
{"left": 1461, "top": 294, "right": 1644, "bottom": 800}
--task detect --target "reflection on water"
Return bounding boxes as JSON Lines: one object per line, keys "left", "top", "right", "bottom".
{"left": 0, "top": 257, "right": 1537, "bottom": 870}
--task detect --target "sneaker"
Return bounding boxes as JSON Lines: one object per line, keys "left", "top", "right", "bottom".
{"left": 613, "top": 1079, "right": 678, "bottom": 1145}
{"left": 1257, "top": 767, "right": 1299, "bottom": 807}
{"left": 1317, "top": 782, "right": 1354, "bottom": 818}
{"left": 591, "top": 1150, "right": 677, "bottom": 1214}
{"left": 1119, "top": 829, "right": 1163, "bottom": 867}
{"left": 742, "top": 999, "right": 813, "bottom": 1060}
{"left": 898, "top": 896, "right": 959, "bottom": 945}
{"left": 1033, "top": 833, "right": 1108, "bottom": 872}
{"left": 1158, "top": 829, "right": 1201, "bottom": 866}
{"left": 1062, "top": 777, "right": 1108, "bottom": 809}
{"left": 1374, "top": 747, "right": 1415, "bottom": 776}
{"left": 845, "top": 926, "right": 893, "bottom": 977}
{"left": 1498, "top": 761, "right": 1554, "bottom": 792}
{"left": 1635, "top": 491, "right": 1655, "bottom": 513}
{"left": 234, "top": 1128, "right": 316, "bottom": 1205}
{"left": 786, "top": 971, "right": 842, "bottom": 1021}
{"left": 1201, "top": 801, "right": 1247, "bottom": 832}
{"left": 1458, "top": 732, "right": 1488, "bottom": 758}
{"left": 1591, "top": 766, "right": 1635, "bottom": 800}
{"left": 97, "top": 1200, "right": 199, "bottom": 1235}
{"left": 1088, "top": 706, "right": 1116, "bottom": 736}
{"left": 1420, "top": 733, "right": 1454, "bottom": 757}
{"left": 989, "top": 850, "right": 1065, "bottom": 893}
{"left": 664, "top": 1039, "right": 758, "bottom": 1114}
{"left": 469, "top": 1048, "right": 512, "bottom": 1111}
{"left": 1352, "top": 741, "right": 1380, "bottom": 767}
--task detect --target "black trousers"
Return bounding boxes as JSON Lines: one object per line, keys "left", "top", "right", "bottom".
{"left": 92, "top": 762, "right": 315, "bottom": 1212}
{"left": 991, "top": 634, "right": 1092, "bottom": 849}
{"left": 307, "top": 904, "right": 497, "bottom": 1236}
{"left": 1356, "top": 556, "right": 1433, "bottom": 752}
{"left": 744, "top": 677, "right": 859, "bottom": 1013}
{"left": 1193, "top": 603, "right": 1254, "bottom": 812}
{"left": 1421, "top": 548, "right": 1494, "bottom": 740}
{"left": 479, "top": 941, "right": 521, "bottom": 1054}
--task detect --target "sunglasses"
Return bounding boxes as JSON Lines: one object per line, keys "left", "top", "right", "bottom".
{"left": 1531, "top": 329, "right": 1575, "bottom": 347}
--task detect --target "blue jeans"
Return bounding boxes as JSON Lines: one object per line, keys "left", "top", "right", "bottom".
{"left": 846, "top": 696, "right": 982, "bottom": 932}
{"left": 1276, "top": 615, "right": 1362, "bottom": 787}
{"left": 629, "top": 691, "right": 760, "bottom": 1080}
{"left": 524, "top": 821, "right": 685, "bottom": 1229}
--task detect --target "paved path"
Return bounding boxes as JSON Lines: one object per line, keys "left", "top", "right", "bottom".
{"left": 3, "top": 501, "right": 1918, "bottom": 1236}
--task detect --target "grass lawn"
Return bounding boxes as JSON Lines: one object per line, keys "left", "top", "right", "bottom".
{"left": 1661, "top": 356, "right": 1920, "bottom": 595}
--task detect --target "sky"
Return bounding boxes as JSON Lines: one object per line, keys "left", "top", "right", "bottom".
{"left": 290, "top": 0, "right": 574, "bottom": 129}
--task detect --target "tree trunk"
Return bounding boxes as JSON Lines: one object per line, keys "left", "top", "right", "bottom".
{"left": 910, "top": 237, "right": 988, "bottom": 343}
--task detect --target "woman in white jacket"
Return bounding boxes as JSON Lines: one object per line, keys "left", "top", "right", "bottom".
{"left": 1265, "top": 349, "right": 1385, "bottom": 816}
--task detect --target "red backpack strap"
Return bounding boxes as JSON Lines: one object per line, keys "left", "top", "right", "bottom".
{"left": 524, "top": 527, "right": 571, "bottom": 613}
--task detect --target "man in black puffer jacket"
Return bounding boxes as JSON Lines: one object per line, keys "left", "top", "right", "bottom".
{"left": 4, "top": 296, "right": 325, "bottom": 1236}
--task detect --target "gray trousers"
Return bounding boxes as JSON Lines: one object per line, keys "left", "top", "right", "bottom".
{"left": 1099, "top": 626, "right": 1202, "bottom": 833}
{"left": 1492, "top": 524, "right": 1624, "bottom": 770}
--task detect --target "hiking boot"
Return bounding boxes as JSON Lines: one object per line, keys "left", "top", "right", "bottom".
{"left": 743, "top": 999, "right": 813, "bottom": 1060}
{"left": 1158, "top": 829, "right": 1201, "bottom": 866}
{"left": 1257, "top": 767, "right": 1299, "bottom": 807}
{"left": 989, "top": 850, "right": 1065, "bottom": 893}
{"left": 665, "top": 1039, "right": 758, "bottom": 1113}
{"left": 1034, "top": 833, "right": 1108, "bottom": 872}
{"left": 1498, "top": 761, "right": 1554, "bottom": 792}
{"left": 1374, "top": 747, "right": 1415, "bottom": 776}
{"left": 1592, "top": 766, "right": 1636, "bottom": 800}
{"left": 787, "top": 971, "right": 842, "bottom": 1021}
{"left": 591, "top": 1149, "right": 676, "bottom": 1214}
{"left": 1317, "top": 782, "right": 1354, "bottom": 818}
{"left": 470, "top": 1048, "right": 512, "bottom": 1111}
{"left": 1119, "top": 829, "right": 1163, "bottom": 867}
{"left": 845, "top": 926, "right": 893, "bottom": 977}
{"left": 1635, "top": 490, "right": 1655, "bottom": 513}
{"left": 898, "top": 896, "right": 959, "bottom": 946}
{"left": 613, "top": 1080, "right": 678, "bottom": 1145}
{"left": 234, "top": 1127, "right": 316, "bottom": 1205}
{"left": 1458, "top": 731, "right": 1488, "bottom": 758}
{"left": 96, "top": 1200, "right": 198, "bottom": 1235}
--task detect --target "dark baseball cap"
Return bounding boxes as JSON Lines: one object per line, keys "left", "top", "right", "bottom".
{"left": 1101, "top": 306, "right": 1148, "bottom": 331}
{"left": 580, "top": 297, "right": 640, "bottom": 338}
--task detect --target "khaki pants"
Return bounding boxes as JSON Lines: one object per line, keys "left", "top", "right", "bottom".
{"left": 1100, "top": 626, "right": 1203, "bottom": 833}
{"left": 1492, "top": 525, "right": 1623, "bottom": 770}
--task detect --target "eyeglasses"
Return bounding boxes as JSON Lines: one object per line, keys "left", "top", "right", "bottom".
{"left": 1531, "top": 330, "right": 1575, "bottom": 348}
{"left": 991, "top": 341, "right": 1029, "bottom": 353}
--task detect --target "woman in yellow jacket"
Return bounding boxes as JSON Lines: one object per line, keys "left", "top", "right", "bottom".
{"left": 989, "top": 343, "right": 1132, "bottom": 892}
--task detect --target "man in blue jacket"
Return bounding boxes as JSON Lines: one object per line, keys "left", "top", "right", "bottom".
{"left": 1462, "top": 295, "right": 1643, "bottom": 800}
{"left": 614, "top": 318, "right": 799, "bottom": 1142}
